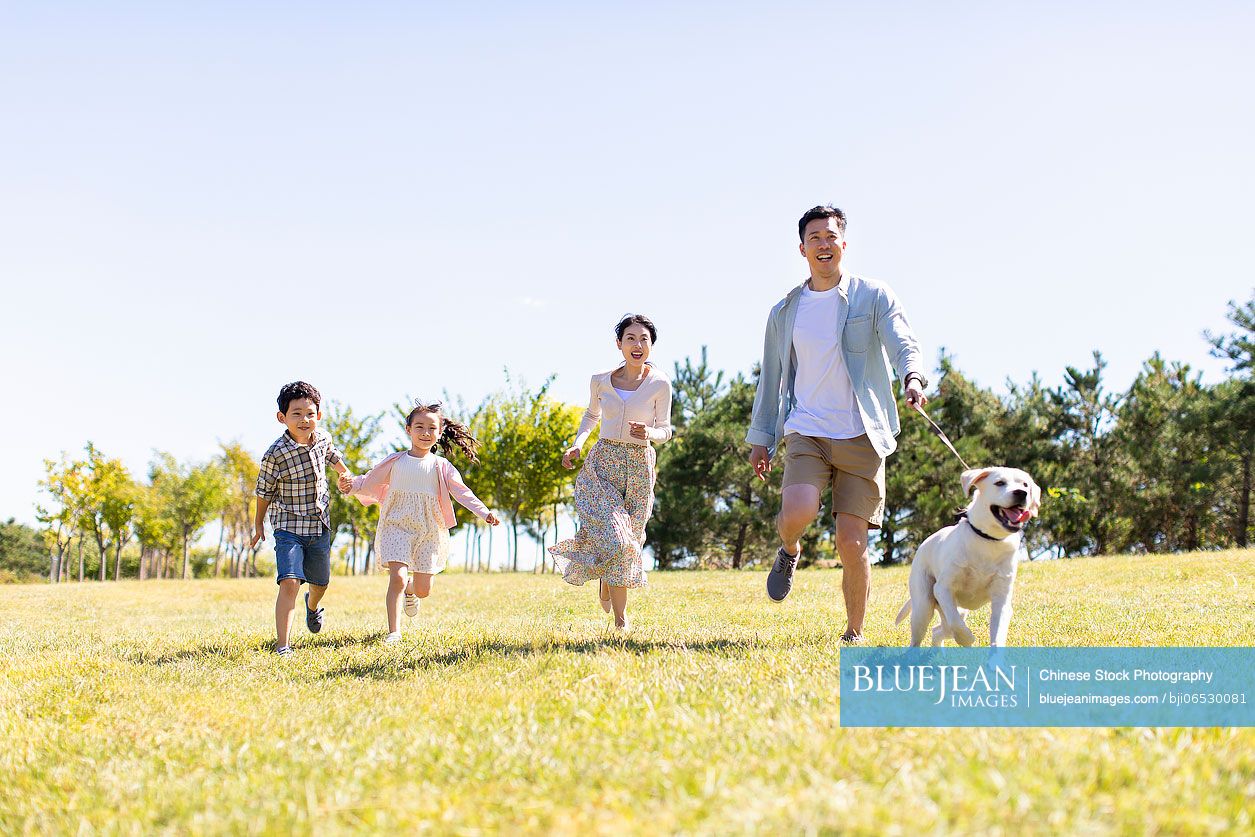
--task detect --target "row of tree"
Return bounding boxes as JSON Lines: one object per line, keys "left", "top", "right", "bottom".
{"left": 4, "top": 294, "right": 1251, "bottom": 582}
{"left": 35, "top": 443, "right": 259, "bottom": 583}
{"left": 647, "top": 296, "right": 1253, "bottom": 566}
{"left": 22, "top": 380, "right": 587, "bottom": 583}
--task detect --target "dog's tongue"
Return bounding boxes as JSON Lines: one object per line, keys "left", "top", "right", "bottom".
{"left": 1006, "top": 507, "right": 1031, "bottom": 524}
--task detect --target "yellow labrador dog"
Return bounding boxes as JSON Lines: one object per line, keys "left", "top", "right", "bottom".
{"left": 895, "top": 467, "right": 1041, "bottom": 647}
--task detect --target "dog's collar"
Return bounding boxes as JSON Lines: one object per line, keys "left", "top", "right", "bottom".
{"left": 961, "top": 514, "right": 1003, "bottom": 541}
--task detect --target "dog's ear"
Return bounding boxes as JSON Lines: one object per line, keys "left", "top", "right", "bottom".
{"left": 1028, "top": 478, "right": 1042, "bottom": 518}
{"left": 961, "top": 468, "right": 992, "bottom": 497}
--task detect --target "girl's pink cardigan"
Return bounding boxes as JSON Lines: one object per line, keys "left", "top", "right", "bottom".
{"left": 348, "top": 451, "right": 491, "bottom": 529}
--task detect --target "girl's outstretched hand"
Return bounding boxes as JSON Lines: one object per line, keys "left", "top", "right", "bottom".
{"left": 485, "top": 513, "right": 501, "bottom": 526}
{"left": 561, "top": 446, "right": 581, "bottom": 469}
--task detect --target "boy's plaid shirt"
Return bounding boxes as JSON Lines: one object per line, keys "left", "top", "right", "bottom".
{"left": 255, "top": 430, "right": 344, "bottom": 536}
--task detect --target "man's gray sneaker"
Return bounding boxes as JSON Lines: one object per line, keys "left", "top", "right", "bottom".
{"left": 305, "top": 592, "right": 324, "bottom": 634}
{"left": 767, "top": 547, "right": 799, "bottom": 602}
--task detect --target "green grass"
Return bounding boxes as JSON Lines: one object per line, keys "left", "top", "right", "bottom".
{"left": 2, "top": 550, "right": 1253, "bottom": 834}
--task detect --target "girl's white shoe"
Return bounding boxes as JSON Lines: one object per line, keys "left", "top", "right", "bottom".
{"left": 384, "top": 632, "right": 402, "bottom": 644}
{"left": 404, "top": 594, "right": 420, "bottom": 618}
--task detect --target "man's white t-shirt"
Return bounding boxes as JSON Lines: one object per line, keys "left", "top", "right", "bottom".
{"left": 782, "top": 281, "right": 866, "bottom": 440}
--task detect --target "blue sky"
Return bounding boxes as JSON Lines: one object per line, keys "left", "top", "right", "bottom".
{"left": 2, "top": 2, "right": 1251, "bottom": 529}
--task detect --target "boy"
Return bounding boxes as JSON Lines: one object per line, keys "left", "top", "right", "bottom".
{"left": 251, "top": 381, "right": 353, "bottom": 656}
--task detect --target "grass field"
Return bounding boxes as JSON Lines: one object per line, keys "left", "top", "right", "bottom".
{"left": 2, "top": 550, "right": 1253, "bottom": 834}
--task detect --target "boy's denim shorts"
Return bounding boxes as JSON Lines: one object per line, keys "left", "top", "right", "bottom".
{"left": 274, "top": 527, "right": 332, "bottom": 587}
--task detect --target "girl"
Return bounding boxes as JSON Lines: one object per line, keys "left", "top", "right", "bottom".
{"left": 549, "top": 314, "right": 673, "bottom": 630}
{"left": 342, "top": 403, "right": 500, "bottom": 642}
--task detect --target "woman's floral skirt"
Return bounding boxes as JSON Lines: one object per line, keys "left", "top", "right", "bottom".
{"left": 549, "top": 439, "right": 655, "bottom": 589}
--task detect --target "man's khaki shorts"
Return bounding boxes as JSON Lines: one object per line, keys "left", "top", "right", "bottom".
{"left": 781, "top": 433, "right": 886, "bottom": 528}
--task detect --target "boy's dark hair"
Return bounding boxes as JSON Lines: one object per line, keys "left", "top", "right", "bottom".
{"left": 406, "top": 402, "right": 481, "bottom": 463}
{"left": 277, "top": 381, "right": 322, "bottom": 414}
{"left": 615, "top": 314, "right": 658, "bottom": 344}
{"left": 798, "top": 205, "right": 847, "bottom": 241}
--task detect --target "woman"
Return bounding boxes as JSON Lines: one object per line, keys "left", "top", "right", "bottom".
{"left": 549, "top": 314, "right": 673, "bottom": 630}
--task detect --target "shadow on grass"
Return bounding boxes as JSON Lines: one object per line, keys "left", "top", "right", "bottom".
{"left": 119, "top": 631, "right": 381, "bottom": 666}
{"left": 319, "top": 635, "right": 762, "bottom": 680}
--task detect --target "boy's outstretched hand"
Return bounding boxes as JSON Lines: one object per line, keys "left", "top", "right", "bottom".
{"left": 337, "top": 474, "right": 354, "bottom": 493}
{"left": 249, "top": 525, "right": 265, "bottom": 549}
{"left": 485, "top": 513, "right": 501, "bottom": 526}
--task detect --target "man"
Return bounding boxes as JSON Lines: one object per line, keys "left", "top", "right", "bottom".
{"left": 747, "top": 205, "right": 928, "bottom": 643}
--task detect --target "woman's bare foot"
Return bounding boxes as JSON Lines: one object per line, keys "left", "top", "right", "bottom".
{"left": 598, "top": 579, "right": 612, "bottom": 613}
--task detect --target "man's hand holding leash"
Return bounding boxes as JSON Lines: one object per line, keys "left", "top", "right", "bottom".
{"left": 904, "top": 372, "right": 928, "bottom": 410}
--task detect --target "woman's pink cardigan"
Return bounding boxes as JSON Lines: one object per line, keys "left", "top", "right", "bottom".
{"left": 348, "top": 451, "right": 491, "bottom": 529}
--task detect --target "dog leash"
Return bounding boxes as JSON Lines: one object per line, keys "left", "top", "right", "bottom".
{"left": 910, "top": 401, "right": 971, "bottom": 471}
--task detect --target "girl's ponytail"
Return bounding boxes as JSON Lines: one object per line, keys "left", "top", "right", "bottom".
{"left": 435, "top": 415, "right": 480, "bottom": 463}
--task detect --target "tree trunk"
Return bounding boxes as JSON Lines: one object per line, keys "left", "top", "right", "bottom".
{"left": 551, "top": 500, "right": 560, "bottom": 574}
{"left": 181, "top": 530, "right": 191, "bottom": 579}
{"left": 512, "top": 519, "right": 520, "bottom": 572}
{"left": 732, "top": 520, "right": 747, "bottom": 569}
{"left": 114, "top": 543, "right": 123, "bottom": 582}
{"left": 731, "top": 480, "right": 754, "bottom": 569}
{"left": 77, "top": 537, "right": 85, "bottom": 582}
{"left": 1186, "top": 512, "right": 1200, "bottom": 552}
{"left": 534, "top": 526, "right": 547, "bottom": 574}
{"left": 213, "top": 524, "right": 225, "bottom": 577}
{"left": 97, "top": 532, "right": 107, "bottom": 582}
{"left": 1239, "top": 447, "right": 1252, "bottom": 548}
{"left": 49, "top": 549, "right": 60, "bottom": 584}
{"left": 880, "top": 503, "right": 900, "bottom": 565}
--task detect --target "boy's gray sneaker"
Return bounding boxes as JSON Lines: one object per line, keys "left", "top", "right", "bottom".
{"left": 767, "top": 547, "right": 799, "bottom": 602}
{"left": 305, "top": 592, "right": 324, "bottom": 634}
{"left": 275, "top": 645, "right": 293, "bottom": 658}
